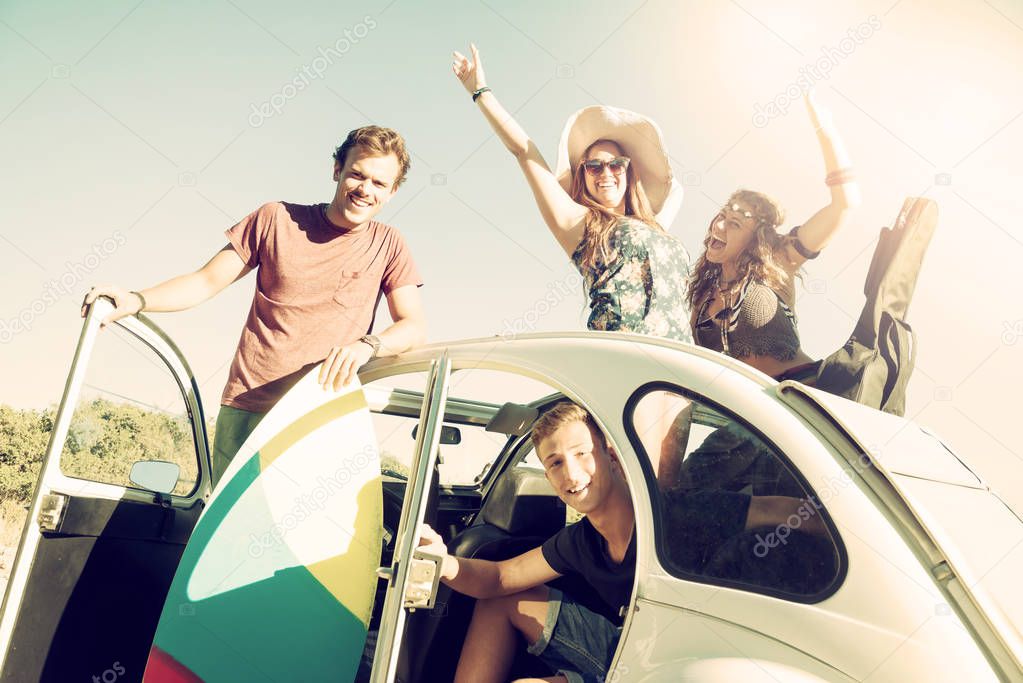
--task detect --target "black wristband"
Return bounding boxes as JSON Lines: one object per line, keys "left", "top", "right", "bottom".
{"left": 130, "top": 290, "right": 147, "bottom": 312}
{"left": 472, "top": 86, "right": 491, "bottom": 103}
{"left": 788, "top": 226, "right": 820, "bottom": 260}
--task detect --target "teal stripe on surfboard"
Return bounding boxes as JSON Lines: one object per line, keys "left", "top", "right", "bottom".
{"left": 158, "top": 554, "right": 365, "bottom": 681}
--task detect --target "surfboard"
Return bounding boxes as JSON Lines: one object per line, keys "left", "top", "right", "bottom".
{"left": 143, "top": 368, "right": 383, "bottom": 682}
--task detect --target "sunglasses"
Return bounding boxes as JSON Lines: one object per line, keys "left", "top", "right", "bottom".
{"left": 581, "top": 156, "right": 630, "bottom": 177}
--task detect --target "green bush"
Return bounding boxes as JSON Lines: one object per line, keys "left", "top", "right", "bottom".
{"left": 59, "top": 399, "right": 202, "bottom": 496}
{"left": 0, "top": 405, "right": 53, "bottom": 503}
{"left": 0, "top": 401, "right": 216, "bottom": 504}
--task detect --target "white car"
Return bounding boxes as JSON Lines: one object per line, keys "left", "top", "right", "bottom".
{"left": 1, "top": 298, "right": 1021, "bottom": 682}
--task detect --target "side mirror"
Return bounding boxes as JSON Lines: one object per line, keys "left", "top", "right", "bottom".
{"left": 129, "top": 460, "right": 181, "bottom": 494}
{"left": 411, "top": 424, "right": 461, "bottom": 446}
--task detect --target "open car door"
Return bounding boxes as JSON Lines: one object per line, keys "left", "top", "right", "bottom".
{"left": 0, "top": 297, "right": 211, "bottom": 682}
{"left": 370, "top": 354, "right": 451, "bottom": 683}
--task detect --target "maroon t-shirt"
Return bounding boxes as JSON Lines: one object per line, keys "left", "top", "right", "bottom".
{"left": 221, "top": 201, "right": 422, "bottom": 413}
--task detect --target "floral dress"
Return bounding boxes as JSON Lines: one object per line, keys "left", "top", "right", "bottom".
{"left": 571, "top": 217, "right": 693, "bottom": 343}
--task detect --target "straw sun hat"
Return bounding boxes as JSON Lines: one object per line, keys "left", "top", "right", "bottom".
{"left": 554, "top": 104, "right": 683, "bottom": 228}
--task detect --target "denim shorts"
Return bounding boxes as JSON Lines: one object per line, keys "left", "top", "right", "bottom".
{"left": 526, "top": 587, "right": 622, "bottom": 683}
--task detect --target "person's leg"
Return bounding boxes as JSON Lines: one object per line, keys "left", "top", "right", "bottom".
{"left": 210, "top": 405, "right": 266, "bottom": 487}
{"left": 454, "top": 585, "right": 550, "bottom": 683}
{"left": 528, "top": 588, "right": 620, "bottom": 683}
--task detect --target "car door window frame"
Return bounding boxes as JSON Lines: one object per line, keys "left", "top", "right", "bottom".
{"left": 623, "top": 380, "right": 849, "bottom": 604}
{"left": 37, "top": 299, "right": 209, "bottom": 507}
{"left": 369, "top": 353, "right": 452, "bottom": 683}
{"left": 359, "top": 358, "right": 646, "bottom": 681}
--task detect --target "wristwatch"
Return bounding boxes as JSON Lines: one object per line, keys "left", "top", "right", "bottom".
{"left": 358, "top": 334, "right": 382, "bottom": 358}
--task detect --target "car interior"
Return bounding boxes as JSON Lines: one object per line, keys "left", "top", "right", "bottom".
{"left": 360, "top": 386, "right": 578, "bottom": 682}
{"left": 358, "top": 378, "right": 842, "bottom": 683}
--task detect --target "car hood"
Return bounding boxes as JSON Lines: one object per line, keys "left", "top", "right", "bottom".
{"left": 779, "top": 383, "right": 1023, "bottom": 677}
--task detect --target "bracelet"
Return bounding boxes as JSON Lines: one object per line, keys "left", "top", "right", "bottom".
{"left": 472, "top": 86, "right": 491, "bottom": 103}
{"left": 130, "top": 290, "right": 146, "bottom": 313}
{"left": 788, "top": 226, "right": 820, "bottom": 260}
{"left": 825, "top": 168, "right": 856, "bottom": 186}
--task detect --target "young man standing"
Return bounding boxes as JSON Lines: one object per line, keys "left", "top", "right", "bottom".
{"left": 83, "top": 126, "right": 426, "bottom": 485}
{"left": 418, "top": 401, "right": 823, "bottom": 683}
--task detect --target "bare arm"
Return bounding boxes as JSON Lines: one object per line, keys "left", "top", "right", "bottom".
{"left": 419, "top": 525, "right": 560, "bottom": 599}
{"left": 377, "top": 284, "right": 427, "bottom": 356}
{"left": 319, "top": 284, "right": 427, "bottom": 390}
{"left": 453, "top": 44, "right": 587, "bottom": 256}
{"left": 783, "top": 93, "right": 862, "bottom": 269}
{"left": 633, "top": 392, "right": 693, "bottom": 490}
{"left": 82, "top": 244, "right": 250, "bottom": 326}
{"left": 657, "top": 403, "right": 692, "bottom": 490}
{"left": 746, "top": 495, "right": 826, "bottom": 537}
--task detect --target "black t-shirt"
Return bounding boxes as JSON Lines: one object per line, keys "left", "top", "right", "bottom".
{"left": 541, "top": 518, "right": 635, "bottom": 625}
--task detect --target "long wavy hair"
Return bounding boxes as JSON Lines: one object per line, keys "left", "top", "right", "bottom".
{"left": 687, "top": 189, "right": 795, "bottom": 315}
{"left": 570, "top": 139, "right": 662, "bottom": 273}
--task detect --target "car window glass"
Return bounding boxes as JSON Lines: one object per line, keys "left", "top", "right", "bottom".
{"left": 630, "top": 388, "right": 842, "bottom": 599}
{"left": 518, "top": 448, "right": 542, "bottom": 469}
{"left": 370, "top": 410, "right": 507, "bottom": 486}
{"left": 369, "top": 368, "right": 561, "bottom": 488}
{"left": 369, "top": 370, "right": 428, "bottom": 394}
{"left": 59, "top": 324, "right": 200, "bottom": 496}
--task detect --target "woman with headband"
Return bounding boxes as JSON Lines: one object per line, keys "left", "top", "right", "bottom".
{"left": 675, "top": 93, "right": 862, "bottom": 498}
{"left": 688, "top": 92, "right": 861, "bottom": 382}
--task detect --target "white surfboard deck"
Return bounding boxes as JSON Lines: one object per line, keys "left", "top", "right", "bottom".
{"left": 145, "top": 368, "right": 383, "bottom": 682}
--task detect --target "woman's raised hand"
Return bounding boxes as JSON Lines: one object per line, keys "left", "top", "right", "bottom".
{"left": 452, "top": 43, "right": 486, "bottom": 95}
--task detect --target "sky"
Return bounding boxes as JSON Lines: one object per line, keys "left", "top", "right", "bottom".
{"left": 1, "top": 0, "right": 1021, "bottom": 507}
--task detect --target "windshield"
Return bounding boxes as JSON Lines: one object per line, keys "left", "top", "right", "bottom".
{"left": 371, "top": 410, "right": 509, "bottom": 487}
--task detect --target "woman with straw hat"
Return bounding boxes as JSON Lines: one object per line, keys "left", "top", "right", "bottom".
{"left": 452, "top": 44, "right": 692, "bottom": 342}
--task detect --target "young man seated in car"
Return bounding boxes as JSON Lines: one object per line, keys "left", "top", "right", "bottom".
{"left": 418, "top": 401, "right": 824, "bottom": 683}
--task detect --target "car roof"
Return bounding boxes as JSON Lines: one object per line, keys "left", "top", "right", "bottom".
{"left": 364, "top": 330, "right": 773, "bottom": 385}
{"left": 798, "top": 385, "right": 984, "bottom": 487}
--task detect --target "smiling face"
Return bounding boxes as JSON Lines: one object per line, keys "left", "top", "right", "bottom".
{"left": 538, "top": 419, "right": 620, "bottom": 515}
{"left": 581, "top": 140, "right": 629, "bottom": 212}
{"left": 705, "top": 200, "right": 759, "bottom": 265}
{"left": 330, "top": 145, "right": 400, "bottom": 229}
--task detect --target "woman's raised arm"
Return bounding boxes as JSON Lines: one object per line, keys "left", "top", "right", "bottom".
{"left": 785, "top": 92, "right": 862, "bottom": 267}
{"left": 452, "top": 44, "right": 587, "bottom": 255}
